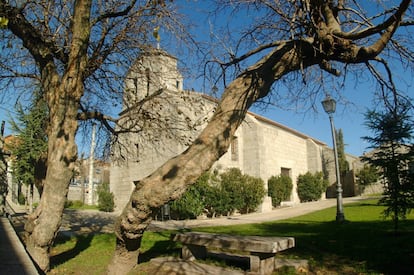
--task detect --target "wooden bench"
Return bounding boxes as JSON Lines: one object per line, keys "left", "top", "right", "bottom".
{"left": 172, "top": 232, "right": 295, "bottom": 274}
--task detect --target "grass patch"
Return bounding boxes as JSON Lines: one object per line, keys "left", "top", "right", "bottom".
{"left": 196, "top": 199, "right": 414, "bottom": 274}
{"left": 48, "top": 231, "right": 180, "bottom": 274}
{"left": 49, "top": 233, "right": 115, "bottom": 274}
{"left": 48, "top": 199, "right": 414, "bottom": 274}
{"left": 138, "top": 231, "right": 181, "bottom": 263}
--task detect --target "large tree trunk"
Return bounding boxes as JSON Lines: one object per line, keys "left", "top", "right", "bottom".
{"left": 108, "top": 41, "right": 314, "bottom": 273}
{"left": 24, "top": 90, "right": 80, "bottom": 271}
{"left": 23, "top": 0, "right": 91, "bottom": 271}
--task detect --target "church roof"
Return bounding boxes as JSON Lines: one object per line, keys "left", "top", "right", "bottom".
{"left": 247, "top": 112, "right": 326, "bottom": 146}
{"left": 198, "top": 92, "right": 326, "bottom": 146}
{"left": 139, "top": 47, "right": 178, "bottom": 60}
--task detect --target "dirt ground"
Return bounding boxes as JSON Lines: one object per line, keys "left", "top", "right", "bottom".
{"left": 9, "top": 209, "right": 118, "bottom": 238}
{"left": 59, "top": 209, "right": 117, "bottom": 235}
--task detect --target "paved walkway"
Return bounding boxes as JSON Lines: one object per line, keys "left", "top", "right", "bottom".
{"left": 149, "top": 196, "right": 367, "bottom": 230}
{"left": 0, "top": 216, "right": 39, "bottom": 275}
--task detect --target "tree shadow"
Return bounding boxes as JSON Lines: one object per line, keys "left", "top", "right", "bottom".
{"left": 205, "top": 218, "right": 414, "bottom": 274}
{"left": 50, "top": 234, "right": 94, "bottom": 268}
{"left": 192, "top": 204, "right": 414, "bottom": 274}
{"left": 60, "top": 209, "right": 116, "bottom": 234}
{"left": 7, "top": 212, "right": 27, "bottom": 237}
{"left": 138, "top": 230, "right": 249, "bottom": 271}
{"left": 138, "top": 231, "right": 181, "bottom": 264}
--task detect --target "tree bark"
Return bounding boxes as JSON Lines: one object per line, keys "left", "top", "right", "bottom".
{"left": 23, "top": 0, "right": 91, "bottom": 271}
{"left": 108, "top": 40, "right": 316, "bottom": 273}
{"left": 24, "top": 85, "right": 81, "bottom": 271}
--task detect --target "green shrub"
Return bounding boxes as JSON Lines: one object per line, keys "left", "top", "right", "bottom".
{"left": 208, "top": 185, "right": 231, "bottom": 217}
{"left": 65, "top": 200, "right": 84, "bottom": 209}
{"left": 356, "top": 164, "right": 380, "bottom": 193}
{"left": 268, "top": 175, "right": 293, "bottom": 207}
{"left": 18, "top": 192, "right": 26, "bottom": 205}
{"left": 170, "top": 183, "right": 204, "bottom": 219}
{"left": 171, "top": 168, "right": 266, "bottom": 219}
{"left": 240, "top": 175, "right": 265, "bottom": 214}
{"left": 297, "top": 172, "right": 328, "bottom": 202}
{"left": 97, "top": 182, "right": 115, "bottom": 212}
{"left": 212, "top": 168, "right": 265, "bottom": 215}
{"left": 220, "top": 168, "right": 245, "bottom": 215}
{"left": 195, "top": 171, "right": 221, "bottom": 218}
{"left": 64, "top": 200, "right": 73, "bottom": 208}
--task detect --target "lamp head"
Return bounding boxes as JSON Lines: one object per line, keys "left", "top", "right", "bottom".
{"left": 321, "top": 95, "right": 336, "bottom": 114}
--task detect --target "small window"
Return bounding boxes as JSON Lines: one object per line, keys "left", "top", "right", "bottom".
{"left": 133, "top": 77, "right": 138, "bottom": 94}
{"left": 135, "top": 143, "right": 140, "bottom": 162}
{"left": 145, "top": 68, "right": 150, "bottom": 96}
{"left": 231, "top": 136, "right": 238, "bottom": 161}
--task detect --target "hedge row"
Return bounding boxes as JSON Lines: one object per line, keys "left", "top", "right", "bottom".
{"left": 268, "top": 175, "right": 293, "bottom": 207}
{"left": 297, "top": 172, "right": 328, "bottom": 202}
{"left": 170, "top": 168, "right": 266, "bottom": 219}
{"left": 171, "top": 169, "right": 328, "bottom": 219}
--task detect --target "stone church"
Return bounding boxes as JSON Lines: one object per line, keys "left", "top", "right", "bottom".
{"left": 110, "top": 48, "right": 360, "bottom": 212}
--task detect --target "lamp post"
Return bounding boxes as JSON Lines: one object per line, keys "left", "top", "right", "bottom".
{"left": 321, "top": 95, "right": 345, "bottom": 222}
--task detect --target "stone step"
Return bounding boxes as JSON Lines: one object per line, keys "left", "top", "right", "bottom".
{"left": 148, "top": 257, "right": 245, "bottom": 275}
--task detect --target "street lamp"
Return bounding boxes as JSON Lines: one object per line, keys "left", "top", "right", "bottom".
{"left": 321, "top": 95, "right": 345, "bottom": 222}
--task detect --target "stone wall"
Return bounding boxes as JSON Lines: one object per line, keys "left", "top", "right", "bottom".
{"left": 110, "top": 49, "right": 351, "bottom": 212}
{"left": 111, "top": 90, "right": 217, "bottom": 211}
{"left": 323, "top": 148, "right": 362, "bottom": 198}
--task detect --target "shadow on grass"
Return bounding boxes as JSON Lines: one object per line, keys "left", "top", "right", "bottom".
{"left": 138, "top": 231, "right": 182, "bottom": 264}
{"left": 50, "top": 234, "right": 94, "bottom": 268}
{"left": 197, "top": 218, "right": 414, "bottom": 274}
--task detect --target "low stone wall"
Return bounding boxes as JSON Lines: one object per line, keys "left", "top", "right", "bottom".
{"left": 68, "top": 186, "right": 98, "bottom": 205}
{"left": 361, "top": 183, "right": 383, "bottom": 196}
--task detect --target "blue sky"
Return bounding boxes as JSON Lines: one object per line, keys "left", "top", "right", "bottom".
{"left": 173, "top": 1, "right": 414, "bottom": 157}
{"left": 254, "top": 90, "right": 372, "bottom": 157}
{"left": 1, "top": 1, "right": 413, "bottom": 158}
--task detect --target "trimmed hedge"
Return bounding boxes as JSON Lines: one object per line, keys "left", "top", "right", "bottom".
{"left": 297, "top": 172, "right": 328, "bottom": 202}
{"left": 241, "top": 175, "right": 266, "bottom": 214}
{"left": 171, "top": 168, "right": 265, "bottom": 219}
{"left": 170, "top": 184, "right": 204, "bottom": 219}
{"left": 268, "top": 175, "right": 293, "bottom": 207}
{"left": 97, "top": 182, "right": 115, "bottom": 212}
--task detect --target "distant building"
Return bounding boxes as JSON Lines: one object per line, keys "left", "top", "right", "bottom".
{"left": 110, "top": 48, "right": 361, "bottom": 212}
{"left": 0, "top": 127, "right": 8, "bottom": 215}
{"left": 68, "top": 158, "right": 110, "bottom": 205}
{"left": 1, "top": 135, "right": 40, "bottom": 207}
{"left": 1, "top": 134, "right": 110, "bottom": 207}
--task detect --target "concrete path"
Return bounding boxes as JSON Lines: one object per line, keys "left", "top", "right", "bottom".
{"left": 0, "top": 217, "right": 39, "bottom": 275}
{"left": 149, "top": 196, "right": 366, "bottom": 231}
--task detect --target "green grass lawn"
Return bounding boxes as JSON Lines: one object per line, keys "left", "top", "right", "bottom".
{"left": 47, "top": 199, "right": 414, "bottom": 274}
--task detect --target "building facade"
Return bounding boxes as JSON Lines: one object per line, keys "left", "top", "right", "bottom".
{"left": 110, "top": 49, "right": 361, "bottom": 212}
{"left": 68, "top": 158, "right": 111, "bottom": 205}
{"left": 2, "top": 134, "right": 110, "bottom": 208}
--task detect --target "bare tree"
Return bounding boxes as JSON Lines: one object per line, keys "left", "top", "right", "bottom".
{"left": 109, "top": 0, "right": 414, "bottom": 273}
{"left": 0, "top": 0, "right": 189, "bottom": 271}
{"left": 1, "top": 0, "right": 413, "bottom": 273}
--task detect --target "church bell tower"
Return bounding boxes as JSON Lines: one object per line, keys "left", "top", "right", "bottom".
{"left": 123, "top": 48, "right": 183, "bottom": 109}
